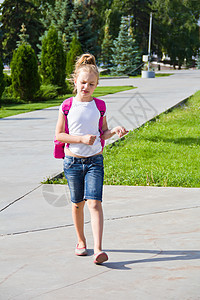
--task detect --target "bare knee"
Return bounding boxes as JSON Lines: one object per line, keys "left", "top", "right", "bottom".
{"left": 72, "top": 201, "right": 85, "bottom": 210}
{"left": 87, "top": 200, "right": 102, "bottom": 211}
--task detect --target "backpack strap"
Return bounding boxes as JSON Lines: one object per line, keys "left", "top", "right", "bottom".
{"left": 93, "top": 98, "right": 106, "bottom": 149}
{"left": 62, "top": 97, "right": 73, "bottom": 134}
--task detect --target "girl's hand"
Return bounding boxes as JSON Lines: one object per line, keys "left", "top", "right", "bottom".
{"left": 81, "top": 134, "right": 97, "bottom": 145}
{"left": 113, "top": 126, "right": 129, "bottom": 138}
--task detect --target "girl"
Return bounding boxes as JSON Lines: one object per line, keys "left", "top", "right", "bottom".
{"left": 55, "top": 53, "right": 128, "bottom": 264}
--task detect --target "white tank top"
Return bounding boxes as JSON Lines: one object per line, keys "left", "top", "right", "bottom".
{"left": 60, "top": 98, "right": 105, "bottom": 157}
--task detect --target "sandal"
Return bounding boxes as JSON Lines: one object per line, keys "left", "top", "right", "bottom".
{"left": 93, "top": 252, "right": 108, "bottom": 264}
{"left": 75, "top": 244, "right": 88, "bottom": 256}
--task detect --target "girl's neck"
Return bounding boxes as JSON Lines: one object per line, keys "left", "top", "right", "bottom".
{"left": 75, "top": 95, "right": 93, "bottom": 102}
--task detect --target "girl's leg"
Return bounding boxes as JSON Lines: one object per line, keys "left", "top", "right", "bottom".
{"left": 72, "top": 201, "right": 86, "bottom": 248}
{"left": 87, "top": 200, "right": 104, "bottom": 254}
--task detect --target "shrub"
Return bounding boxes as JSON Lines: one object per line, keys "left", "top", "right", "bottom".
{"left": 11, "top": 44, "right": 40, "bottom": 101}
{"left": 40, "top": 26, "right": 66, "bottom": 94}
{"left": 3, "top": 73, "right": 12, "bottom": 87}
{"left": 35, "top": 84, "right": 60, "bottom": 101}
{"left": 66, "top": 35, "right": 82, "bottom": 78}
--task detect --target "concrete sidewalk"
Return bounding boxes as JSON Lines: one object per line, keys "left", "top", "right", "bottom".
{"left": 0, "top": 69, "right": 200, "bottom": 299}
{"left": 0, "top": 185, "right": 200, "bottom": 299}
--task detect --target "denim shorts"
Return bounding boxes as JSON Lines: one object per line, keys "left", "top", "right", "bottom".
{"left": 63, "top": 154, "right": 104, "bottom": 203}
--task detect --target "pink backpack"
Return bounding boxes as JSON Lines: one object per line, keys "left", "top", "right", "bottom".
{"left": 53, "top": 97, "right": 106, "bottom": 159}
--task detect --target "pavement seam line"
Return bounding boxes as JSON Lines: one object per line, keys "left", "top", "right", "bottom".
{"left": 29, "top": 269, "right": 111, "bottom": 299}
{"left": 0, "top": 264, "right": 28, "bottom": 286}
{"left": 105, "top": 205, "right": 200, "bottom": 221}
{"left": 29, "top": 245, "right": 164, "bottom": 298}
{"left": 0, "top": 185, "right": 42, "bottom": 213}
{"left": 1, "top": 206, "right": 199, "bottom": 237}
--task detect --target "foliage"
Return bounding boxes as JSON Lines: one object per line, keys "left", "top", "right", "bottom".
{"left": 40, "top": 26, "right": 66, "bottom": 93}
{"left": 110, "top": 17, "right": 141, "bottom": 76}
{"left": 16, "top": 23, "right": 30, "bottom": 48}
{"left": 3, "top": 73, "right": 12, "bottom": 87}
{"left": 11, "top": 44, "right": 40, "bottom": 101}
{"left": 1, "top": 0, "right": 199, "bottom": 69}
{"left": 66, "top": 2, "right": 99, "bottom": 55}
{"left": 79, "top": 0, "right": 116, "bottom": 50}
{"left": 151, "top": 0, "right": 200, "bottom": 68}
{"left": 101, "top": 9, "right": 114, "bottom": 68}
{"left": 111, "top": 0, "right": 152, "bottom": 52}
{"left": 0, "top": 0, "right": 44, "bottom": 62}
{"left": 66, "top": 35, "right": 82, "bottom": 78}
{"left": 35, "top": 84, "right": 60, "bottom": 101}
{"left": 31, "top": 0, "right": 55, "bottom": 10}
{"left": 40, "top": 0, "right": 74, "bottom": 52}
{"left": 0, "top": 57, "right": 5, "bottom": 106}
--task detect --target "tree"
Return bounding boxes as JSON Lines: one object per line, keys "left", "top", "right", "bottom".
{"left": 40, "top": 0, "right": 74, "bottom": 52}
{"left": 66, "top": 35, "right": 82, "bottom": 78}
{"left": 67, "top": 2, "right": 99, "bottom": 55}
{"left": 78, "top": 0, "right": 114, "bottom": 48}
{"left": 110, "top": 17, "right": 141, "bottom": 76}
{"left": 111, "top": 0, "right": 152, "bottom": 52}
{"left": 16, "top": 23, "right": 30, "bottom": 48}
{"left": 31, "top": 0, "right": 55, "bottom": 9}
{"left": 40, "top": 26, "right": 66, "bottom": 92}
{"left": 101, "top": 9, "right": 114, "bottom": 68}
{"left": 0, "top": 0, "right": 44, "bottom": 62}
{"left": 0, "top": 57, "right": 5, "bottom": 106}
{"left": 151, "top": 0, "right": 200, "bottom": 68}
{"left": 11, "top": 25, "right": 40, "bottom": 102}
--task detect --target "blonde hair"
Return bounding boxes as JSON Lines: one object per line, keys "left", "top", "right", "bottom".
{"left": 71, "top": 53, "right": 99, "bottom": 94}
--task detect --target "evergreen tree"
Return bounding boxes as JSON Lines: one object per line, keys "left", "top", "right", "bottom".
{"left": 78, "top": 0, "right": 114, "bottom": 48}
{"left": 11, "top": 25, "right": 40, "bottom": 101}
{"left": 0, "top": 57, "right": 5, "bottom": 107}
{"left": 40, "top": 0, "right": 74, "bottom": 52}
{"left": 66, "top": 35, "right": 82, "bottom": 78}
{"left": 40, "top": 26, "right": 66, "bottom": 92}
{"left": 0, "top": 0, "right": 44, "bottom": 62}
{"left": 16, "top": 23, "right": 30, "bottom": 48}
{"left": 111, "top": 0, "right": 151, "bottom": 53}
{"left": 110, "top": 17, "right": 141, "bottom": 76}
{"left": 67, "top": 2, "right": 98, "bottom": 55}
{"left": 101, "top": 9, "right": 113, "bottom": 68}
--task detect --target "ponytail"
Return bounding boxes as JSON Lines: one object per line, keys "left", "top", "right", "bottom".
{"left": 71, "top": 53, "right": 99, "bottom": 93}
{"left": 75, "top": 53, "right": 96, "bottom": 69}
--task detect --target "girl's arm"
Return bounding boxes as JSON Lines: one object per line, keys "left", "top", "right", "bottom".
{"left": 55, "top": 112, "right": 96, "bottom": 145}
{"left": 101, "top": 116, "right": 128, "bottom": 140}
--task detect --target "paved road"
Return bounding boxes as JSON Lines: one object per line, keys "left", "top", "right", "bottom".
{"left": 0, "top": 70, "right": 200, "bottom": 299}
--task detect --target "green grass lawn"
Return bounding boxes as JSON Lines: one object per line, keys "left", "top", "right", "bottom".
{"left": 46, "top": 90, "right": 200, "bottom": 188}
{"left": 103, "top": 91, "right": 200, "bottom": 187}
{"left": 0, "top": 85, "right": 134, "bottom": 118}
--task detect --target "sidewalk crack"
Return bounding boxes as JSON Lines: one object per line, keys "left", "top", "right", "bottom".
{"left": 0, "top": 185, "right": 42, "bottom": 213}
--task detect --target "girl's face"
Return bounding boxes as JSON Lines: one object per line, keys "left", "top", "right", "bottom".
{"left": 75, "top": 70, "right": 98, "bottom": 101}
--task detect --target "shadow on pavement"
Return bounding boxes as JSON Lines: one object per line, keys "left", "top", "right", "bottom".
{"left": 102, "top": 249, "right": 200, "bottom": 270}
